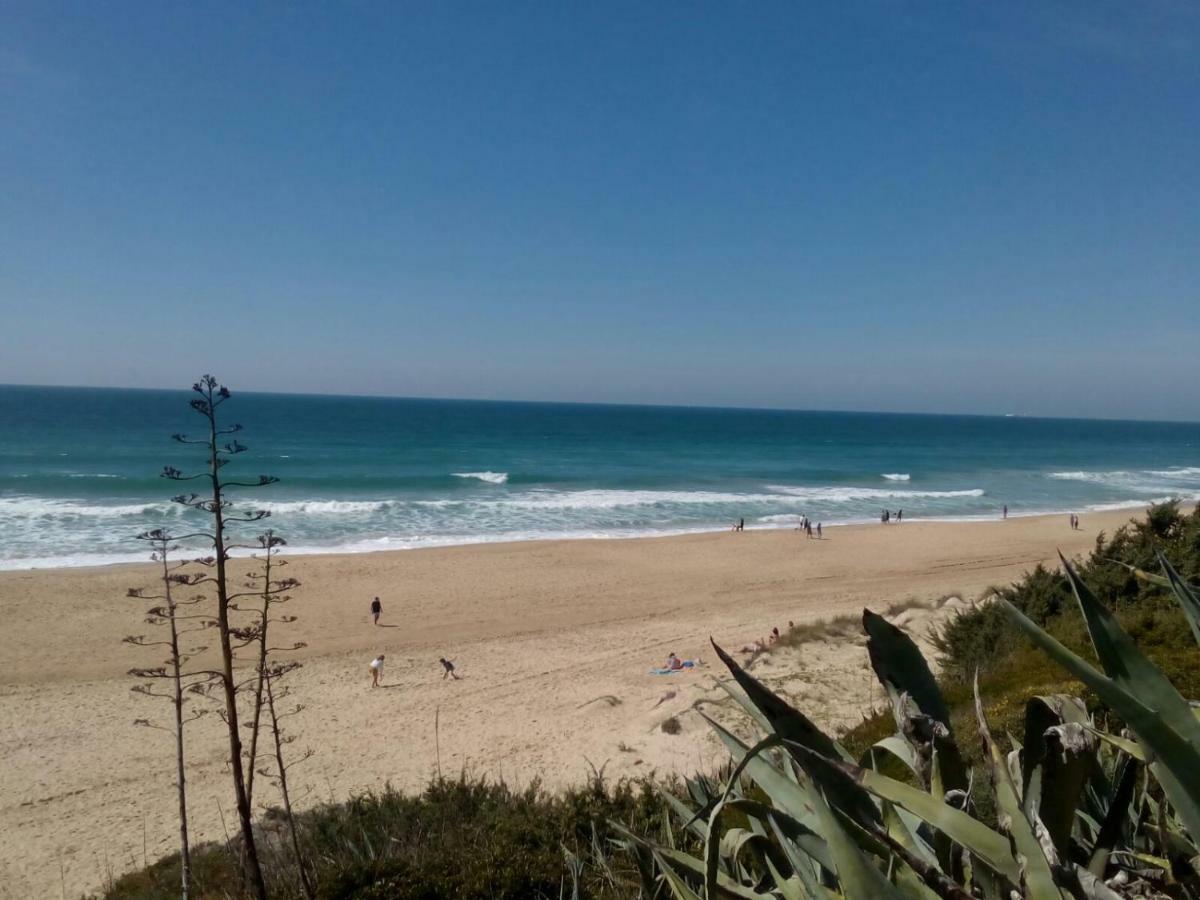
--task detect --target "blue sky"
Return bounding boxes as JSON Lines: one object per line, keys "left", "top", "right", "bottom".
{"left": 1, "top": 2, "right": 1197, "bottom": 420}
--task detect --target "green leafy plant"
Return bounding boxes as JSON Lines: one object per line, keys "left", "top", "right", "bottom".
{"left": 619, "top": 552, "right": 1200, "bottom": 898}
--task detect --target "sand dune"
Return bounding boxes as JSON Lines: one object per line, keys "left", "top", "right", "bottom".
{"left": 0, "top": 509, "right": 1138, "bottom": 897}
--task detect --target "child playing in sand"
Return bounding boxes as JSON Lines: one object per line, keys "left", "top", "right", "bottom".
{"left": 369, "top": 654, "right": 385, "bottom": 687}
{"left": 440, "top": 657, "right": 461, "bottom": 680}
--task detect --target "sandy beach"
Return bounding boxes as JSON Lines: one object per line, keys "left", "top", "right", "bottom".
{"left": 0, "top": 509, "right": 1141, "bottom": 897}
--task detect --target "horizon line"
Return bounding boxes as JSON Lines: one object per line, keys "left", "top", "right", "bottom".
{"left": 1, "top": 379, "right": 1198, "bottom": 427}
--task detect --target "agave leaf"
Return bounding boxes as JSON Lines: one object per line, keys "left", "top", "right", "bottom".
{"left": 761, "top": 854, "right": 805, "bottom": 900}
{"left": 974, "top": 675, "right": 1064, "bottom": 899}
{"left": 809, "top": 781, "right": 906, "bottom": 899}
{"left": 866, "top": 803, "right": 972, "bottom": 900}
{"left": 711, "top": 639, "right": 854, "bottom": 762}
{"left": 1021, "top": 695, "right": 1095, "bottom": 860}
{"left": 1105, "top": 557, "right": 1200, "bottom": 592}
{"left": 1087, "top": 754, "right": 1139, "bottom": 876}
{"left": 719, "top": 828, "right": 772, "bottom": 870}
{"left": 864, "top": 609, "right": 952, "bottom": 728}
{"left": 876, "top": 803, "right": 948, "bottom": 899}
{"left": 1001, "top": 590, "right": 1200, "bottom": 842}
{"left": 767, "top": 814, "right": 835, "bottom": 897}
{"left": 863, "top": 610, "right": 969, "bottom": 794}
{"left": 1104, "top": 559, "right": 1174, "bottom": 590}
{"left": 660, "top": 786, "right": 711, "bottom": 840}
{"left": 1158, "top": 551, "right": 1200, "bottom": 648}
{"left": 1058, "top": 555, "right": 1200, "bottom": 747}
{"left": 1085, "top": 726, "right": 1147, "bottom": 762}
{"left": 714, "top": 678, "right": 775, "bottom": 738}
{"left": 609, "top": 821, "right": 772, "bottom": 900}
{"left": 703, "top": 714, "right": 823, "bottom": 836}
{"left": 653, "top": 849, "right": 705, "bottom": 900}
{"left": 656, "top": 845, "right": 774, "bottom": 900}
{"left": 1069, "top": 865, "right": 1126, "bottom": 900}
{"left": 866, "top": 735, "right": 922, "bottom": 780}
{"left": 723, "top": 798, "right": 835, "bottom": 873}
{"left": 700, "top": 661, "right": 879, "bottom": 831}
{"left": 704, "top": 796, "right": 725, "bottom": 899}
{"left": 784, "top": 740, "right": 1021, "bottom": 885}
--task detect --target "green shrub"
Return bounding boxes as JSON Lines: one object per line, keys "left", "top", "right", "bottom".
{"left": 100, "top": 775, "right": 676, "bottom": 899}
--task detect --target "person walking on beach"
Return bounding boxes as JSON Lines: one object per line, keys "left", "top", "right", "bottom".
{"left": 816, "top": 522, "right": 823, "bottom": 539}
{"left": 370, "top": 596, "right": 382, "bottom": 626}
{"left": 896, "top": 509, "right": 903, "bottom": 524}
{"left": 1003, "top": 504, "right": 1008, "bottom": 519}
{"left": 440, "top": 657, "right": 461, "bottom": 680}
{"left": 369, "top": 654, "right": 385, "bottom": 688}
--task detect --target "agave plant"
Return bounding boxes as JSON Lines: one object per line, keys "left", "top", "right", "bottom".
{"left": 615, "top": 552, "right": 1200, "bottom": 899}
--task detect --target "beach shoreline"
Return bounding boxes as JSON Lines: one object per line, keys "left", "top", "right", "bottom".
{"left": 0, "top": 500, "right": 1161, "bottom": 573}
{"left": 0, "top": 507, "right": 1147, "bottom": 896}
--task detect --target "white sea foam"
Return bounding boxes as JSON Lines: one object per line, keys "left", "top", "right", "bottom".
{"left": 1087, "top": 494, "right": 1200, "bottom": 512}
{"left": 453, "top": 471, "right": 509, "bottom": 484}
{"left": 881, "top": 473, "right": 911, "bottom": 481}
{"left": 501, "top": 489, "right": 771, "bottom": 509}
{"left": 1146, "top": 467, "right": 1200, "bottom": 479}
{"left": 67, "top": 473, "right": 124, "bottom": 479}
{"left": 766, "top": 485, "right": 984, "bottom": 501}
{"left": 0, "top": 497, "right": 184, "bottom": 518}
{"left": 1048, "top": 471, "right": 1131, "bottom": 482}
{"left": 254, "top": 499, "right": 391, "bottom": 515}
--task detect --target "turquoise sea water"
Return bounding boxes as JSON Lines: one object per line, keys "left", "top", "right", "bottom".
{"left": 1, "top": 385, "right": 1198, "bottom": 569}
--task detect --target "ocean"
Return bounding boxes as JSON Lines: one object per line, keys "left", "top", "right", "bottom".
{"left": 1, "top": 384, "right": 1198, "bottom": 570}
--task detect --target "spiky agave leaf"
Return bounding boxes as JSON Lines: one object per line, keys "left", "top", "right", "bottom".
{"left": 709, "top": 642, "right": 878, "bottom": 829}
{"left": 711, "top": 639, "right": 854, "bottom": 763}
{"left": 782, "top": 741, "right": 1021, "bottom": 886}
{"left": 1157, "top": 551, "right": 1200, "bottom": 648}
{"left": 973, "top": 675, "right": 1064, "bottom": 899}
{"left": 863, "top": 610, "right": 970, "bottom": 795}
{"left": 1002, "top": 557, "right": 1200, "bottom": 846}
{"left": 1020, "top": 695, "right": 1095, "bottom": 861}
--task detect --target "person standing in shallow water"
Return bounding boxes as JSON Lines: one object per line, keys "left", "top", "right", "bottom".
{"left": 370, "top": 596, "right": 382, "bottom": 626}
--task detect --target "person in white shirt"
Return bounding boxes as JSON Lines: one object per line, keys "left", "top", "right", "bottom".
{"left": 369, "top": 654, "right": 385, "bottom": 688}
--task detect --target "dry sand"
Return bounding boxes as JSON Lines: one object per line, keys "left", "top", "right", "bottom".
{"left": 0, "top": 509, "right": 1141, "bottom": 897}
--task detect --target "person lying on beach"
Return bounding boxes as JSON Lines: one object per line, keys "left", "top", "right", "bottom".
{"left": 440, "top": 657, "right": 461, "bottom": 680}
{"left": 664, "top": 652, "right": 699, "bottom": 670}
{"left": 370, "top": 596, "right": 382, "bottom": 625}
{"left": 369, "top": 654, "right": 385, "bottom": 688}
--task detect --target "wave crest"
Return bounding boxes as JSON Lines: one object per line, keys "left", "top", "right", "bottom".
{"left": 881, "top": 473, "right": 910, "bottom": 481}
{"left": 453, "top": 471, "right": 509, "bottom": 484}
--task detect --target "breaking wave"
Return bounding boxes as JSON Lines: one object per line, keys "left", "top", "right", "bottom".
{"left": 453, "top": 471, "right": 509, "bottom": 484}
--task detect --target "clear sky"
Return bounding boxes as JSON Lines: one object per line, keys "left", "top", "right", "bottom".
{"left": 1, "top": 3, "right": 1197, "bottom": 420}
